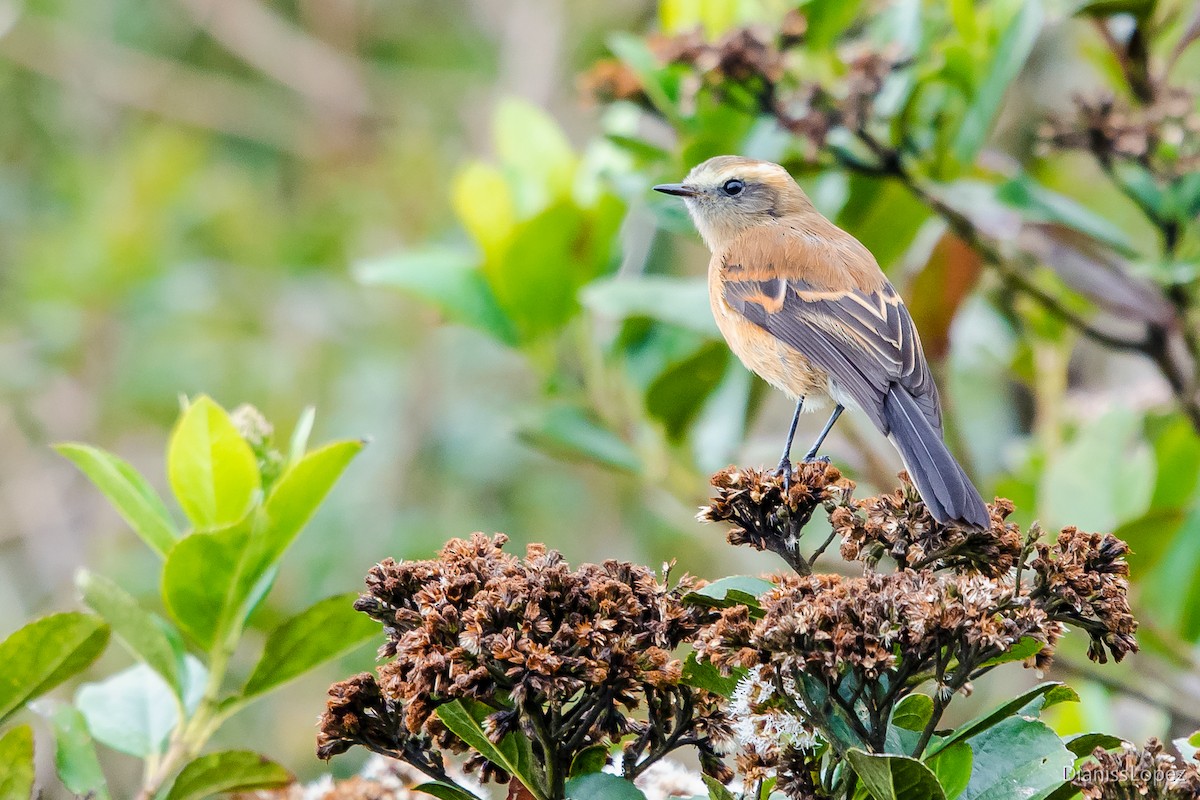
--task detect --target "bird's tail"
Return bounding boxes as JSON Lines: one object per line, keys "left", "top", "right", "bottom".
{"left": 883, "top": 387, "right": 990, "bottom": 528}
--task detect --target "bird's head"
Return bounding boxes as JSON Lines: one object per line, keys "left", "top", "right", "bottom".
{"left": 654, "top": 156, "right": 813, "bottom": 250}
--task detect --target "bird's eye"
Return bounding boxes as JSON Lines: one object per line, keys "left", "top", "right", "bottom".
{"left": 722, "top": 179, "right": 745, "bottom": 196}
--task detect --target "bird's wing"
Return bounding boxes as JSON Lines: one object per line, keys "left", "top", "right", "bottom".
{"left": 721, "top": 233, "right": 941, "bottom": 435}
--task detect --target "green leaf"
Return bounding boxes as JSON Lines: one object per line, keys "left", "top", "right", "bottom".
{"left": 162, "top": 526, "right": 254, "bottom": 651}
{"left": 926, "top": 682, "right": 1072, "bottom": 758}
{"left": 926, "top": 742, "right": 972, "bottom": 800}
{"left": 0, "top": 612, "right": 110, "bottom": 726}
{"left": 167, "top": 396, "right": 260, "bottom": 530}
{"left": 33, "top": 701, "right": 110, "bottom": 800}
{"left": 581, "top": 276, "right": 718, "bottom": 337}
{"left": 355, "top": 247, "right": 517, "bottom": 346}
{"left": 1040, "top": 409, "right": 1155, "bottom": 532}
{"left": 77, "top": 570, "right": 181, "bottom": 695}
{"left": 75, "top": 663, "right": 193, "bottom": 757}
{"left": 846, "top": 749, "right": 946, "bottom": 800}
{"left": 494, "top": 97, "right": 577, "bottom": 212}
{"left": 702, "top": 774, "right": 737, "bottom": 800}
{"left": 166, "top": 751, "right": 293, "bottom": 800}
{"left": 685, "top": 576, "right": 775, "bottom": 610}
{"left": 257, "top": 439, "right": 364, "bottom": 568}
{"left": 569, "top": 744, "right": 610, "bottom": 777}
{"left": 646, "top": 342, "right": 731, "bottom": 441}
{"left": 804, "top": 0, "right": 866, "bottom": 50}
{"left": 1064, "top": 733, "right": 1123, "bottom": 757}
{"left": 952, "top": 0, "right": 1043, "bottom": 164}
{"left": 957, "top": 717, "right": 1074, "bottom": 800}
{"left": 287, "top": 407, "right": 316, "bottom": 466}
{"left": 891, "top": 694, "right": 934, "bottom": 732}
{"left": 1072, "top": 0, "right": 1155, "bottom": 19}
{"left": 483, "top": 202, "right": 589, "bottom": 340}
{"left": 996, "top": 178, "right": 1136, "bottom": 256}
{"left": 565, "top": 772, "right": 649, "bottom": 800}
{"left": 55, "top": 443, "right": 179, "bottom": 557}
{"left": 415, "top": 783, "right": 484, "bottom": 800}
{"left": 978, "top": 636, "right": 1045, "bottom": 669}
{"left": 0, "top": 725, "right": 34, "bottom": 800}
{"left": 517, "top": 405, "right": 640, "bottom": 473}
{"left": 242, "top": 593, "right": 378, "bottom": 698}
{"left": 682, "top": 652, "right": 743, "bottom": 697}
{"left": 436, "top": 699, "right": 537, "bottom": 793}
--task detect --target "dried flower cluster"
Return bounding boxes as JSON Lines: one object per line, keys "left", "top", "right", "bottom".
{"left": 580, "top": 14, "right": 907, "bottom": 158}
{"left": 237, "top": 755, "right": 485, "bottom": 800}
{"left": 1073, "top": 739, "right": 1200, "bottom": 800}
{"left": 1029, "top": 527, "right": 1138, "bottom": 664}
{"left": 833, "top": 476, "right": 1023, "bottom": 576}
{"left": 698, "top": 462, "right": 852, "bottom": 573}
{"left": 694, "top": 465, "right": 1137, "bottom": 791}
{"left": 319, "top": 534, "right": 730, "bottom": 794}
{"left": 1039, "top": 89, "right": 1200, "bottom": 178}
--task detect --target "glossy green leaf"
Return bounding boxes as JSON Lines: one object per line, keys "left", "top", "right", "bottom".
{"left": 682, "top": 652, "right": 743, "bottom": 697}
{"left": 581, "top": 276, "right": 718, "bottom": 336}
{"left": 166, "top": 751, "right": 293, "bottom": 800}
{"left": 167, "top": 396, "right": 260, "bottom": 530}
{"left": 685, "top": 576, "right": 774, "bottom": 610}
{"left": 242, "top": 593, "right": 378, "bottom": 698}
{"left": 978, "top": 636, "right": 1045, "bottom": 669}
{"left": 926, "top": 742, "right": 972, "bottom": 800}
{"left": 0, "top": 612, "right": 110, "bottom": 726}
{"left": 0, "top": 725, "right": 34, "bottom": 800}
{"left": 257, "top": 439, "right": 364, "bottom": 568}
{"left": 436, "top": 699, "right": 537, "bottom": 793}
{"left": 162, "top": 526, "right": 253, "bottom": 651}
{"left": 846, "top": 749, "right": 945, "bottom": 800}
{"left": 55, "top": 443, "right": 179, "bottom": 557}
{"left": 34, "top": 701, "right": 110, "bottom": 800}
{"left": 415, "top": 782, "right": 484, "bottom": 800}
{"left": 77, "top": 570, "right": 181, "bottom": 695}
{"left": 958, "top": 717, "right": 1073, "bottom": 800}
{"left": 953, "top": 0, "right": 1043, "bottom": 164}
{"left": 891, "top": 693, "right": 934, "bottom": 732}
{"left": 927, "top": 682, "right": 1074, "bottom": 758}
{"left": 702, "top": 774, "right": 737, "bottom": 800}
{"left": 569, "top": 744, "right": 610, "bottom": 777}
{"left": 565, "top": 772, "right": 649, "bottom": 800}
{"left": 355, "top": 247, "right": 517, "bottom": 346}
{"left": 517, "top": 405, "right": 640, "bottom": 473}
{"left": 1072, "top": 0, "right": 1155, "bottom": 19}
{"left": 1064, "top": 732, "right": 1123, "bottom": 757}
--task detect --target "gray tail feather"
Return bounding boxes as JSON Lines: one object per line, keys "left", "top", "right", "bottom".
{"left": 883, "top": 388, "right": 990, "bottom": 528}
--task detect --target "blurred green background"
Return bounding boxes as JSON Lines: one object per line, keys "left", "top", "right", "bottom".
{"left": 2, "top": 0, "right": 1200, "bottom": 794}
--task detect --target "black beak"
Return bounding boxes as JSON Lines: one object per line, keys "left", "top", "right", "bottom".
{"left": 652, "top": 183, "right": 699, "bottom": 197}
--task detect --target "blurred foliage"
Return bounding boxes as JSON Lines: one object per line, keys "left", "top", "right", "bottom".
{"left": 1, "top": 0, "right": 1200, "bottom": 795}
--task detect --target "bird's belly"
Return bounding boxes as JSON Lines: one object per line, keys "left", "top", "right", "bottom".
{"left": 711, "top": 295, "right": 832, "bottom": 404}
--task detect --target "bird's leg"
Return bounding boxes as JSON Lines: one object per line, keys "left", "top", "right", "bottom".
{"left": 803, "top": 405, "right": 844, "bottom": 462}
{"left": 775, "top": 397, "right": 804, "bottom": 486}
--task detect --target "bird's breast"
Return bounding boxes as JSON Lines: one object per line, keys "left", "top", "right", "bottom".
{"left": 708, "top": 271, "right": 832, "bottom": 404}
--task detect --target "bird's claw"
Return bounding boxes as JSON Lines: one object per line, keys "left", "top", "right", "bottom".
{"left": 802, "top": 454, "right": 831, "bottom": 465}
{"left": 774, "top": 458, "right": 793, "bottom": 492}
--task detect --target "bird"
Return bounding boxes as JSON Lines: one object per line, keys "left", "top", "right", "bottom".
{"left": 654, "top": 155, "right": 990, "bottom": 528}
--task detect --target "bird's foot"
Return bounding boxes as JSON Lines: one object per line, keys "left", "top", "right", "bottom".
{"left": 773, "top": 457, "right": 793, "bottom": 491}
{"left": 802, "top": 454, "right": 831, "bottom": 465}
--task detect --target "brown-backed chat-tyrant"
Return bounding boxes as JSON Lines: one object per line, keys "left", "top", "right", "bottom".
{"left": 655, "top": 156, "right": 989, "bottom": 528}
